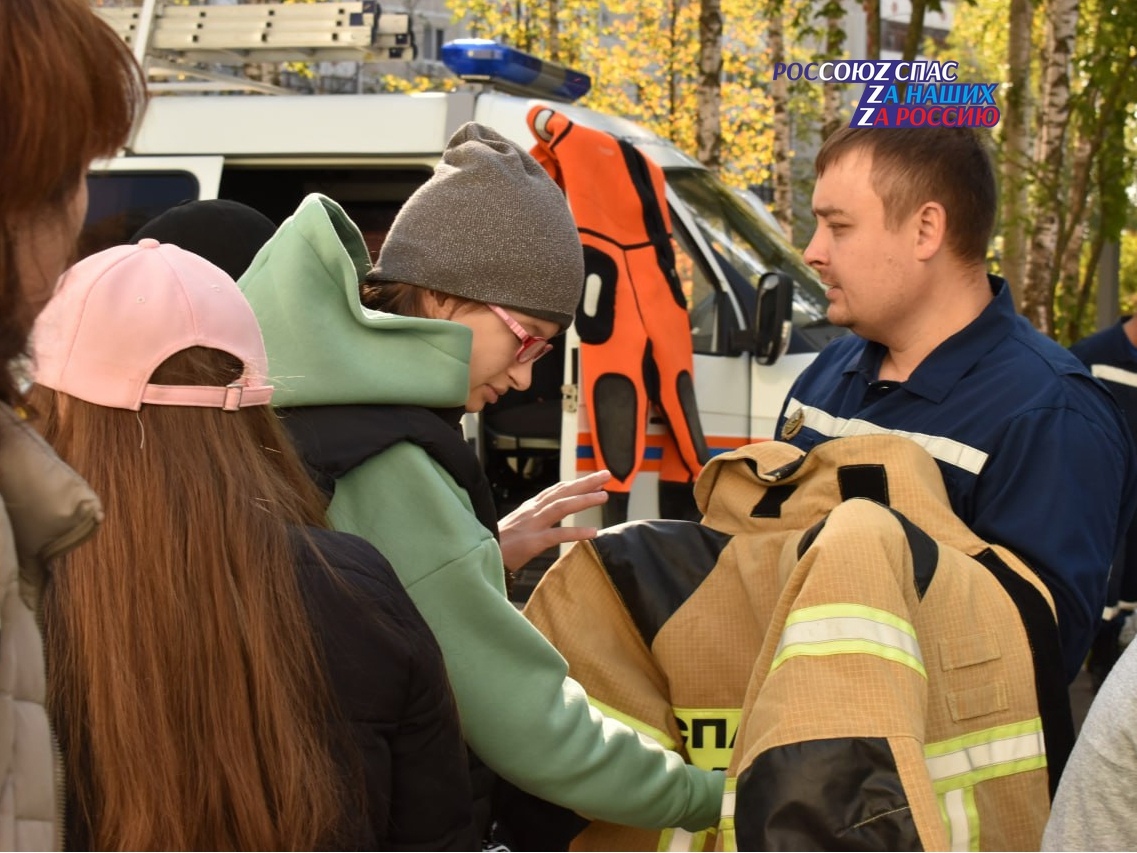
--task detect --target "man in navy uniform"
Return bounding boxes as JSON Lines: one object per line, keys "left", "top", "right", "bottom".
{"left": 777, "top": 126, "right": 1136, "bottom": 683}
{"left": 1070, "top": 316, "right": 1137, "bottom": 686}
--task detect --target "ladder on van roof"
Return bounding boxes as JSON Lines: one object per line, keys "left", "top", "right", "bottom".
{"left": 96, "top": 0, "right": 415, "bottom": 94}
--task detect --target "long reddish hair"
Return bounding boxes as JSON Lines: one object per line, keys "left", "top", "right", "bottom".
{"left": 0, "top": 0, "right": 143, "bottom": 406}
{"left": 33, "top": 348, "right": 347, "bottom": 850}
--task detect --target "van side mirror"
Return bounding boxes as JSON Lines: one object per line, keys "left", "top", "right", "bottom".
{"left": 753, "top": 271, "right": 794, "bottom": 365}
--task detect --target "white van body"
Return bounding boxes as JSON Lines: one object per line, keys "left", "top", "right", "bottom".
{"left": 87, "top": 78, "right": 843, "bottom": 537}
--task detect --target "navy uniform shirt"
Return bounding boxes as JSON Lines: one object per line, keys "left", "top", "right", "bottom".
{"left": 777, "top": 278, "right": 1137, "bottom": 682}
{"left": 1070, "top": 320, "right": 1137, "bottom": 445}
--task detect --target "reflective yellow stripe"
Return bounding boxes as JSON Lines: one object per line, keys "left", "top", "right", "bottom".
{"left": 932, "top": 723, "right": 1041, "bottom": 850}
{"left": 784, "top": 603, "right": 918, "bottom": 634}
{"left": 771, "top": 638, "right": 927, "bottom": 676}
{"left": 928, "top": 717, "right": 1044, "bottom": 848}
{"left": 674, "top": 708, "right": 741, "bottom": 772}
{"left": 720, "top": 820, "right": 737, "bottom": 853}
{"left": 940, "top": 786, "right": 980, "bottom": 851}
{"left": 924, "top": 718, "right": 1046, "bottom": 792}
{"left": 587, "top": 696, "right": 677, "bottom": 751}
{"left": 721, "top": 776, "right": 737, "bottom": 819}
{"left": 670, "top": 829, "right": 694, "bottom": 852}
{"left": 658, "top": 825, "right": 714, "bottom": 850}
{"left": 717, "top": 777, "right": 738, "bottom": 851}
{"left": 664, "top": 828, "right": 707, "bottom": 851}
{"left": 964, "top": 787, "right": 980, "bottom": 852}
{"left": 656, "top": 828, "right": 692, "bottom": 851}
{"left": 771, "top": 604, "right": 925, "bottom": 677}
{"left": 942, "top": 788, "right": 966, "bottom": 851}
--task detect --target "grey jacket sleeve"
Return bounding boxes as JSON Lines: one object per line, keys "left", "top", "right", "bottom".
{"left": 1043, "top": 641, "right": 1137, "bottom": 851}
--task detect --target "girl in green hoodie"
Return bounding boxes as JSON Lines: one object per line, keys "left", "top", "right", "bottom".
{"left": 240, "top": 123, "right": 724, "bottom": 848}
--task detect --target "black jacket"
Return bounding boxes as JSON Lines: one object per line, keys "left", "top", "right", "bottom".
{"left": 283, "top": 405, "right": 505, "bottom": 846}
{"left": 61, "top": 527, "right": 475, "bottom": 851}
{"left": 296, "top": 526, "right": 476, "bottom": 850}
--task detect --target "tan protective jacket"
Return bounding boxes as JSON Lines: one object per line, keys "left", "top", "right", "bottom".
{"left": 0, "top": 406, "right": 102, "bottom": 850}
{"left": 524, "top": 435, "right": 1072, "bottom": 851}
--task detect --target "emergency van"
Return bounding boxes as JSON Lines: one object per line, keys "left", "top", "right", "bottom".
{"left": 88, "top": 0, "right": 844, "bottom": 535}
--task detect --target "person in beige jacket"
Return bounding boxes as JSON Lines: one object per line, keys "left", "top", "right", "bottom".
{"left": 0, "top": 1, "right": 143, "bottom": 847}
{"left": 0, "top": 417, "right": 103, "bottom": 850}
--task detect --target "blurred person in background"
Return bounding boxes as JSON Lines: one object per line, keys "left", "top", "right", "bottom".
{"left": 1069, "top": 316, "right": 1137, "bottom": 688}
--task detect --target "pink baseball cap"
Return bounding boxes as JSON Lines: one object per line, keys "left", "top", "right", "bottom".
{"left": 31, "top": 239, "right": 274, "bottom": 412}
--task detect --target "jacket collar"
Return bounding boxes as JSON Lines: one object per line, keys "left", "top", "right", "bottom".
{"left": 0, "top": 405, "right": 102, "bottom": 569}
{"left": 843, "top": 276, "right": 1013, "bottom": 404}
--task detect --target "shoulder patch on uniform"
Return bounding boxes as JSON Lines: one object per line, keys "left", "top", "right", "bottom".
{"left": 781, "top": 407, "right": 805, "bottom": 440}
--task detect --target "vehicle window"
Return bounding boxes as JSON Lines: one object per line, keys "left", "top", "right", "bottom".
{"left": 671, "top": 224, "right": 719, "bottom": 354}
{"left": 81, "top": 171, "right": 201, "bottom": 260}
{"left": 666, "top": 168, "right": 830, "bottom": 331}
{"left": 219, "top": 165, "right": 433, "bottom": 261}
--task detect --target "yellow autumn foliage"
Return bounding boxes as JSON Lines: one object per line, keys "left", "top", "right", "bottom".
{"left": 445, "top": 0, "right": 784, "bottom": 191}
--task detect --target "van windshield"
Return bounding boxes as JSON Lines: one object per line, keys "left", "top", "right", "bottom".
{"left": 666, "top": 168, "right": 830, "bottom": 330}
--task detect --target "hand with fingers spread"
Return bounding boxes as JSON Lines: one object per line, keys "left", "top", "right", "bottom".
{"left": 498, "top": 469, "right": 613, "bottom": 571}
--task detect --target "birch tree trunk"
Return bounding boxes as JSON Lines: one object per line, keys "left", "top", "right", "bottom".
{"left": 668, "top": 0, "right": 681, "bottom": 133}
{"left": 863, "top": 0, "right": 880, "bottom": 60}
{"left": 901, "top": 0, "right": 927, "bottom": 62}
{"left": 1055, "top": 136, "right": 1091, "bottom": 340}
{"left": 1054, "top": 57, "right": 1137, "bottom": 283}
{"left": 547, "top": 0, "right": 561, "bottom": 61}
{"left": 769, "top": 0, "right": 792, "bottom": 241}
{"left": 695, "top": 0, "right": 723, "bottom": 170}
{"left": 1061, "top": 216, "right": 1096, "bottom": 343}
{"left": 821, "top": 0, "right": 846, "bottom": 140}
{"left": 1021, "top": 0, "right": 1079, "bottom": 334}
{"left": 1001, "top": 0, "right": 1034, "bottom": 306}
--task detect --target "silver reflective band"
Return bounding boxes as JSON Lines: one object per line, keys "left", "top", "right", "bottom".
{"left": 665, "top": 828, "right": 696, "bottom": 852}
{"left": 925, "top": 728, "right": 1045, "bottom": 783}
{"left": 784, "top": 399, "right": 989, "bottom": 475}
{"left": 721, "top": 787, "right": 736, "bottom": 819}
{"left": 773, "top": 607, "right": 925, "bottom": 676}
{"left": 926, "top": 722, "right": 1046, "bottom": 850}
{"left": 941, "top": 787, "right": 975, "bottom": 852}
{"left": 1092, "top": 363, "right": 1137, "bottom": 389}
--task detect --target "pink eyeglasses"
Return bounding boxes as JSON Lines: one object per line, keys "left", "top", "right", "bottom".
{"left": 486, "top": 304, "right": 553, "bottom": 364}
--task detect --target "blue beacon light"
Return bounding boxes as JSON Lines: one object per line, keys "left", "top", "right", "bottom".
{"left": 441, "top": 39, "right": 592, "bottom": 103}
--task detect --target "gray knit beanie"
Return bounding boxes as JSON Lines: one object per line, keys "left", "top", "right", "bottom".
{"left": 372, "top": 122, "right": 584, "bottom": 328}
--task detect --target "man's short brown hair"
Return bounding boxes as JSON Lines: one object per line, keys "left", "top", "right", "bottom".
{"left": 816, "top": 127, "right": 996, "bottom": 265}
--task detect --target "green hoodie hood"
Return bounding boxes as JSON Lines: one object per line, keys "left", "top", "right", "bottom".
{"left": 239, "top": 193, "right": 471, "bottom": 408}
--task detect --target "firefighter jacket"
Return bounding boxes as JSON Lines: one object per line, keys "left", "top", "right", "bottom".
{"left": 523, "top": 434, "right": 1073, "bottom": 851}
{"left": 527, "top": 105, "right": 709, "bottom": 495}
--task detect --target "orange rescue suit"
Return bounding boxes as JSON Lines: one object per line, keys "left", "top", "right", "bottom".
{"left": 527, "top": 105, "right": 709, "bottom": 497}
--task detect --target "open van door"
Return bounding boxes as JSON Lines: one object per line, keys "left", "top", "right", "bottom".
{"left": 660, "top": 168, "right": 842, "bottom": 444}
{"left": 81, "top": 156, "right": 224, "bottom": 259}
